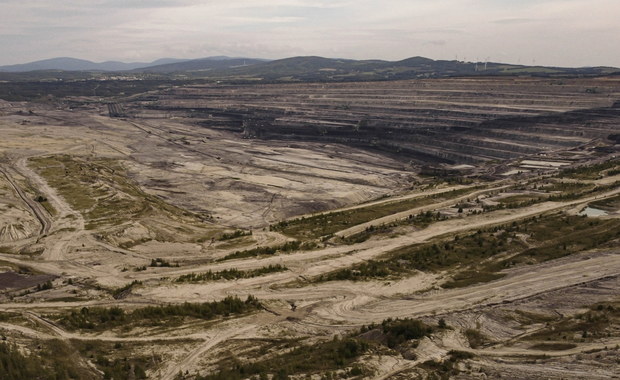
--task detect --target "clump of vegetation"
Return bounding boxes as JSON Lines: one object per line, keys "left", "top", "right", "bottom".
{"left": 484, "top": 196, "right": 546, "bottom": 211}
{"left": 180, "top": 316, "right": 435, "bottom": 380}
{"left": 529, "top": 343, "right": 577, "bottom": 351}
{"left": 74, "top": 340, "right": 155, "bottom": 380}
{"left": 111, "top": 280, "right": 142, "bottom": 299}
{"left": 464, "top": 329, "right": 490, "bottom": 349}
{"left": 558, "top": 159, "right": 620, "bottom": 180}
{"left": 28, "top": 155, "right": 217, "bottom": 242}
{"left": 36, "top": 280, "right": 53, "bottom": 291}
{"left": 149, "top": 258, "right": 178, "bottom": 267}
{"left": 343, "top": 211, "right": 444, "bottom": 244}
{"left": 524, "top": 301, "right": 620, "bottom": 343}
{"left": 271, "top": 187, "right": 477, "bottom": 240}
{"left": 59, "top": 295, "right": 261, "bottom": 331}
{"left": 0, "top": 339, "right": 93, "bottom": 380}
{"left": 380, "top": 318, "right": 433, "bottom": 348}
{"left": 118, "top": 237, "right": 152, "bottom": 249}
{"left": 503, "top": 216, "right": 620, "bottom": 267}
{"left": 589, "top": 194, "right": 620, "bottom": 211}
{"left": 420, "top": 357, "right": 461, "bottom": 379}
{"left": 483, "top": 181, "right": 618, "bottom": 212}
{"left": 0, "top": 342, "right": 47, "bottom": 379}
{"left": 317, "top": 213, "right": 620, "bottom": 286}
{"left": 33, "top": 194, "right": 57, "bottom": 216}
{"left": 175, "top": 264, "right": 287, "bottom": 283}
{"left": 319, "top": 259, "right": 394, "bottom": 282}
{"left": 319, "top": 226, "right": 520, "bottom": 282}
{"left": 184, "top": 337, "right": 370, "bottom": 380}
{"left": 218, "top": 241, "right": 317, "bottom": 261}
{"left": 218, "top": 230, "right": 252, "bottom": 241}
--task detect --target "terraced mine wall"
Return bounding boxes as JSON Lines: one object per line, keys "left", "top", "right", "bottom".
{"left": 129, "top": 77, "right": 620, "bottom": 164}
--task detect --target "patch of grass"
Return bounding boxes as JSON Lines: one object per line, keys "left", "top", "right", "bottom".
{"left": 540, "top": 181, "right": 593, "bottom": 193}
{"left": 589, "top": 194, "right": 620, "bottom": 211}
{"left": 218, "top": 230, "right": 252, "bottom": 241}
{"left": 271, "top": 187, "right": 478, "bottom": 240}
{"left": 74, "top": 340, "right": 162, "bottom": 380}
{"left": 316, "top": 213, "right": 620, "bottom": 286}
{"left": 524, "top": 300, "right": 620, "bottom": 342}
{"left": 529, "top": 343, "right": 577, "bottom": 351}
{"left": 483, "top": 181, "right": 613, "bottom": 212}
{"left": 504, "top": 216, "right": 620, "bottom": 266}
{"left": 464, "top": 329, "right": 490, "bottom": 349}
{"left": 149, "top": 258, "right": 178, "bottom": 268}
{"left": 342, "top": 211, "right": 444, "bottom": 244}
{"left": 319, "top": 226, "right": 524, "bottom": 283}
{"left": 45, "top": 296, "right": 90, "bottom": 302}
{"left": 0, "top": 339, "right": 95, "bottom": 380}
{"left": 447, "top": 350, "right": 474, "bottom": 360}
{"left": 188, "top": 337, "right": 371, "bottom": 380}
{"left": 497, "top": 194, "right": 546, "bottom": 205}
{"left": 0, "top": 311, "right": 20, "bottom": 322}
{"left": 511, "top": 310, "right": 559, "bottom": 325}
{"left": 0, "top": 246, "right": 18, "bottom": 255}
{"left": 0, "top": 260, "right": 42, "bottom": 275}
{"left": 28, "top": 155, "right": 218, "bottom": 239}
{"left": 181, "top": 316, "right": 433, "bottom": 379}
{"left": 118, "top": 237, "right": 152, "bottom": 249}
{"left": 486, "top": 180, "right": 619, "bottom": 213}
{"left": 558, "top": 159, "right": 620, "bottom": 180}
{"left": 111, "top": 280, "right": 142, "bottom": 299}
{"left": 38, "top": 199, "right": 57, "bottom": 216}
{"left": 218, "top": 241, "right": 317, "bottom": 261}
{"left": 442, "top": 270, "right": 505, "bottom": 289}
{"left": 419, "top": 349, "right": 477, "bottom": 380}
{"left": 378, "top": 317, "right": 433, "bottom": 349}
{"left": 57, "top": 295, "right": 262, "bottom": 331}
{"left": 175, "top": 264, "right": 287, "bottom": 283}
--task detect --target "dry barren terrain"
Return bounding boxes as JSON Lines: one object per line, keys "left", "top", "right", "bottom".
{"left": 0, "top": 77, "right": 619, "bottom": 379}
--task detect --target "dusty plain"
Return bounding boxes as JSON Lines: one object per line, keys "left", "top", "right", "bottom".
{"left": 0, "top": 77, "right": 619, "bottom": 379}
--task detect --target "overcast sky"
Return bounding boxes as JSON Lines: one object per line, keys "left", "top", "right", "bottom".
{"left": 1, "top": 0, "right": 619, "bottom": 67}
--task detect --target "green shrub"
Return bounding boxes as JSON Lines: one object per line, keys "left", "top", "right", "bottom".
{"left": 60, "top": 296, "right": 261, "bottom": 331}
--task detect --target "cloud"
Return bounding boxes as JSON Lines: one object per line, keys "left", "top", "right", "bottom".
{"left": 0, "top": 0, "right": 619, "bottom": 67}
{"left": 424, "top": 40, "right": 447, "bottom": 47}
{"left": 493, "top": 18, "right": 537, "bottom": 25}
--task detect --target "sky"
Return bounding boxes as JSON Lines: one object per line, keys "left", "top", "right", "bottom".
{"left": 1, "top": 0, "right": 619, "bottom": 67}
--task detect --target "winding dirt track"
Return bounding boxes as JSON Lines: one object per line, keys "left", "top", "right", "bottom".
{"left": 307, "top": 251, "right": 620, "bottom": 327}
{"left": 13, "top": 158, "right": 86, "bottom": 261}
{"left": 0, "top": 164, "right": 51, "bottom": 236}
{"left": 334, "top": 184, "right": 511, "bottom": 238}
{"left": 0, "top": 130, "right": 618, "bottom": 378}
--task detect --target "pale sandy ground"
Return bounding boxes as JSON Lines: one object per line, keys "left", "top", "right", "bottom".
{"left": 0, "top": 100, "right": 619, "bottom": 379}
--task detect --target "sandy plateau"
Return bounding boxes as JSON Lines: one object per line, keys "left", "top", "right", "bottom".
{"left": 0, "top": 78, "right": 619, "bottom": 379}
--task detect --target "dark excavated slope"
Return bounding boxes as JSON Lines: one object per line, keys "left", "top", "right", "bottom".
{"left": 124, "top": 77, "right": 620, "bottom": 164}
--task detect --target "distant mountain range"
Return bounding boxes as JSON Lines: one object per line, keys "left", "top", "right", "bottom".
{"left": 0, "top": 56, "right": 618, "bottom": 82}
{"left": 0, "top": 56, "right": 264, "bottom": 73}
{"left": 0, "top": 57, "right": 190, "bottom": 72}
{"left": 133, "top": 57, "right": 268, "bottom": 73}
{"left": 192, "top": 56, "right": 619, "bottom": 81}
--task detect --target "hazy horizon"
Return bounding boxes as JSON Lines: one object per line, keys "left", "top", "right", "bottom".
{"left": 2, "top": 0, "right": 619, "bottom": 68}
{"left": 2, "top": 55, "right": 618, "bottom": 71}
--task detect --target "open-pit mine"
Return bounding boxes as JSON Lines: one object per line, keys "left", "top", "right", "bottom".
{"left": 0, "top": 75, "right": 619, "bottom": 379}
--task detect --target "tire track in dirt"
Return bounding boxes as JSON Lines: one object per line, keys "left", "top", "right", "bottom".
{"left": 0, "top": 164, "right": 51, "bottom": 236}
{"left": 14, "top": 157, "right": 85, "bottom": 261}
{"left": 309, "top": 250, "right": 620, "bottom": 326}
